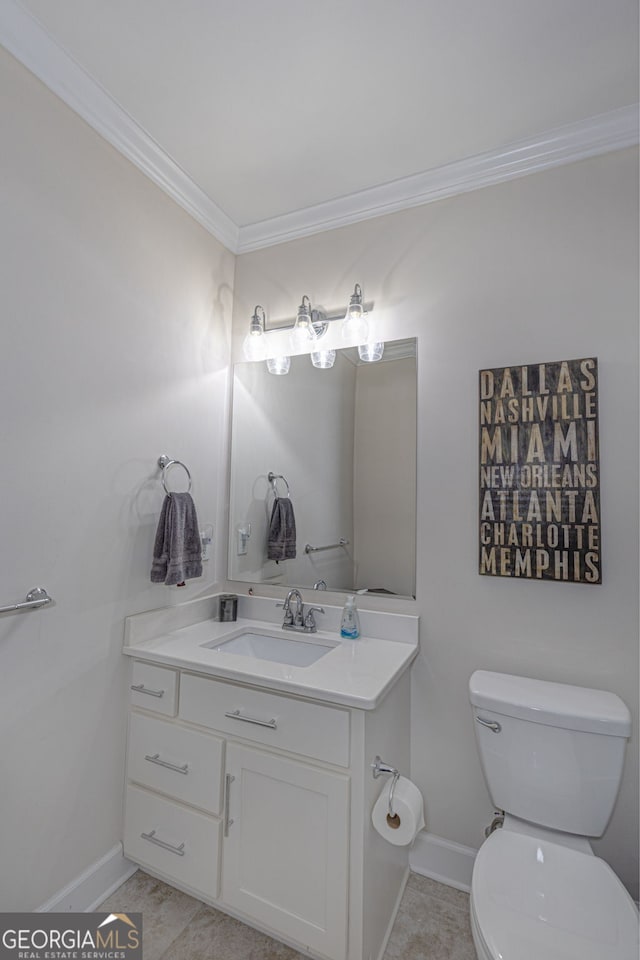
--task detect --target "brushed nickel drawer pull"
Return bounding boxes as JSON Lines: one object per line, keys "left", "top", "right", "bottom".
{"left": 144, "top": 753, "right": 189, "bottom": 775}
{"left": 131, "top": 683, "right": 165, "bottom": 698}
{"left": 140, "top": 829, "right": 185, "bottom": 856}
{"left": 476, "top": 716, "right": 502, "bottom": 734}
{"left": 224, "top": 709, "right": 277, "bottom": 730}
{"left": 224, "top": 774, "right": 235, "bottom": 837}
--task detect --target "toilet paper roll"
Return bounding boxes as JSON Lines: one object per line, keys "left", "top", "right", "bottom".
{"left": 371, "top": 775, "right": 425, "bottom": 846}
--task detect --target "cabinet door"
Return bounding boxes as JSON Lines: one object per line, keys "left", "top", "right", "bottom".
{"left": 223, "top": 743, "right": 349, "bottom": 960}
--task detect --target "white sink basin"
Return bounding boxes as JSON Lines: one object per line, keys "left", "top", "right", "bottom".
{"left": 203, "top": 631, "right": 335, "bottom": 667}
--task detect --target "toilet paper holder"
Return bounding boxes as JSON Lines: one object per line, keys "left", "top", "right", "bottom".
{"left": 371, "top": 755, "right": 401, "bottom": 818}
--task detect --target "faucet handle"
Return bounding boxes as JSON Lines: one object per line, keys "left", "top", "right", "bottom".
{"left": 304, "top": 606, "right": 325, "bottom": 631}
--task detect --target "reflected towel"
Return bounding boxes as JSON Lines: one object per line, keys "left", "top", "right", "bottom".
{"left": 150, "top": 492, "right": 203, "bottom": 586}
{"left": 267, "top": 497, "right": 297, "bottom": 561}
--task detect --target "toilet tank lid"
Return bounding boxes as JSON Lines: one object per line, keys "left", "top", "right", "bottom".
{"left": 469, "top": 671, "right": 631, "bottom": 737}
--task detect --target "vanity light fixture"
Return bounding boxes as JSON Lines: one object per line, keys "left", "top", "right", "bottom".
{"left": 242, "top": 284, "right": 381, "bottom": 374}
{"left": 342, "top": 283, "right": 369, "bottom": 342}
{"left": 358, "top": 342, "right": 385, "bottom": 362}
{"left": 242, "top": 305, "right": 267, "bottom": 361}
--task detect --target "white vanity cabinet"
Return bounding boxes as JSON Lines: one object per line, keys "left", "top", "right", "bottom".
{"left": 123, "top": 657, "right": 411, "bottom": 960}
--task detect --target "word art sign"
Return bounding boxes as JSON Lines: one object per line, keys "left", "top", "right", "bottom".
{"left": 479, "top": 358, "right": 600, "bottom": 584}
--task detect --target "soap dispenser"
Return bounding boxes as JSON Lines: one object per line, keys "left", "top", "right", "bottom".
{"left": 340, "top": 595, "right": 361, "bottom": 639}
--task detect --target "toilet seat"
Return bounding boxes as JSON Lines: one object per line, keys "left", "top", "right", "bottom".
{"left": 471, "top": 829, "right": 639, "bottom": 960}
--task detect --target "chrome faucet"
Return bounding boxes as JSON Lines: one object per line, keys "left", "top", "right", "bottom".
{"left": 282, "top": 589, "right": 304, "bottom": 628}
{"left": 278, "top": 589, "right": 324, "bottom": 633}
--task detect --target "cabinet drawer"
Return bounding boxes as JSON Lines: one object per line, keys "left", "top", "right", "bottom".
{"left": 180, "top": 674, "right": 350, "bottom": 767}
{"left": 127, "top": 712, "right": 223, "bottom": 814}
{"left": 130, "top": 661, "right": 178, "bottom": 716}
{"left": 124, "top": 785, "right": 220, "bottom": 900}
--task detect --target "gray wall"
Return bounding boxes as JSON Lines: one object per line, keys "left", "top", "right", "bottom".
{"left": 232, "top": 146, "right": 640, "bottom": 898}
{"left": 0, "top": 49, "right": 232, "bottom": 908}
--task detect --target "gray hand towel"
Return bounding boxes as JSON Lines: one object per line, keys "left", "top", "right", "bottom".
{"left": 150, "top": 492, "right": 203, "bottom": 586}
{"left": 267, "top": 497, "right": 297, "bottom": 561}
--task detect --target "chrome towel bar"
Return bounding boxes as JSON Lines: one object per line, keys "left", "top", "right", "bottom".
{"left": 304, "top": 538, "right": 349, "bottom": 554}
{"left": 0, "top": 587, "right": 53, "bottom": 615}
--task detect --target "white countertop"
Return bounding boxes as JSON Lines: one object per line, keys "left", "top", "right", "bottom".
{"left": 123, "top": 614, "right": 418, "bottom": 710}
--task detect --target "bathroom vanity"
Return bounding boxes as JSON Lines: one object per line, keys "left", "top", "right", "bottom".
{"left": 122, "top": 594, "right": 418, "bottom": 960}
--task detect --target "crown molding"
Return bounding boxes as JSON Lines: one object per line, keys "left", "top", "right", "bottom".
{"left": 1, "top": 0, "right": 637, "bottom": 256}
{"left": 237, "top": 104, "right": 639, "bottom": 252}
{"left": 0, "top": 0, "right": 239, "bottom": 252}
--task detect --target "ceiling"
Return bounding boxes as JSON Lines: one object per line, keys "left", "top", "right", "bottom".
{"left": 2, "top": 0, "right": 638, "bottom": 252}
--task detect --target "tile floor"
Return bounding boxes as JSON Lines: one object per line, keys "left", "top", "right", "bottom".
{"left": 99, "top": 869, "right": 476, "bottom": 960}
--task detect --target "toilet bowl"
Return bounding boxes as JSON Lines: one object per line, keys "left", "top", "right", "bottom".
{"left": 469, "top": 670, "right": 639, "bottom": 960}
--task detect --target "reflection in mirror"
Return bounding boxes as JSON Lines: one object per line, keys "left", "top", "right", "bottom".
{"left": 228, "top": 338, "right": 417, "bottom": 598}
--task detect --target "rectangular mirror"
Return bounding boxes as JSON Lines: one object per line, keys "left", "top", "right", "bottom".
{"left": 227, "top": 338, "right": 417, "bottom": 598}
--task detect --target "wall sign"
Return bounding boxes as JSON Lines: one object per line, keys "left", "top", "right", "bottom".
{"left": 479, "top": 357, "right": 600, "bottom": 583}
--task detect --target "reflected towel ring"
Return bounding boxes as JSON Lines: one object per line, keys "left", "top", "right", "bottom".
{"left": 158, "top": 455, "right": 192, "bottom": 495}
{"left": 268, "top": 471, "right": 291, "bottom": 498}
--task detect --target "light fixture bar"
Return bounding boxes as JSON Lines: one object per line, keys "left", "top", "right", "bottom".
{"left": 243, "top": 285, "right": 379, "bottom": 373}
{"left": 254, "top": 302, "right": 373, "bottom": 334}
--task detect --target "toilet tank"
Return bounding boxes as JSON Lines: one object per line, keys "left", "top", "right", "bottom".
{"left": 469, "top": 671, "right": 631, "bottom": 837}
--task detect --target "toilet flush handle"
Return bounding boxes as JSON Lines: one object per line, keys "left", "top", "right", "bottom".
{"left": 476, "top": 716, "right": 502, "bottom": 733}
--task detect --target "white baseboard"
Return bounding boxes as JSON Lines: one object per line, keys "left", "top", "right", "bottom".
{"left": 409, "top": 831, "right": 477, "bottom": 893}
{"left": 37, "top": 843, "right": 138, "bottom": 913}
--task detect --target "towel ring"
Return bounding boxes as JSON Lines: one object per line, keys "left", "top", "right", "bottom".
{"left": 268, "top": 472, "right": 290, "bottom": 498}
{"left": 158, "top": 455, "right": 192, "bottom": 495}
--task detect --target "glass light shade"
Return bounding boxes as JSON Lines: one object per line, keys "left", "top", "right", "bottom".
{"left": 266, "top": 355, "right": 291, "bottom": 375}
{"left": 290, "top": 299, "right": 316, "bottom": 349}
{"left": 342, "top": 307, "right": 369, "bottom": 342}
{"left": 243, "top": 306, "right": 266, "bottom": 361}
{"left": 243, "top": 329, "right": 266, "bottom": 361}
{"left": 311, "top": 349, "right": 336, "bottom": 369}
{"left": 358, "top": 341, "right": 384, "bottom": 362}
{"left": 342, "top": 284, "right": 368, "bottom": 341}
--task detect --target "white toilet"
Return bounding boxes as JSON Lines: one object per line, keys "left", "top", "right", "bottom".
{"left": 469, "top": 670, "right": 639, "bottom": 960}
